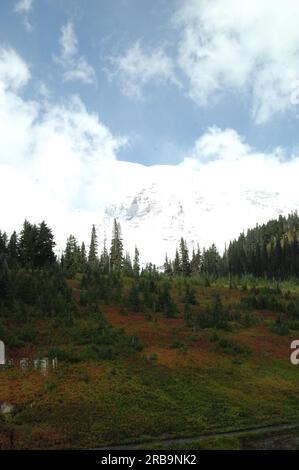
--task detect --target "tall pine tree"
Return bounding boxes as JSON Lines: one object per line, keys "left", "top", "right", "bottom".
{"left": 179, "top": 238, "right": 191, "bottom": 276}
{"left": 88, "top": 224, "right": 98, "bottom": 265}
{"left": 110, "top": 219, "right": 123, "bottom": 272}
{"left": 133, "top": 246, "right": 140, "bottom": 276}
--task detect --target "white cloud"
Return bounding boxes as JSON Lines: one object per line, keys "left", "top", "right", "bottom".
{"left": 189, "top": 127, "right": 251, "bottom": 163}
{"left": 56, "top": 21, "right": 96, "bottom": 84}
{"left": 63, "top": 56, "right": 96, "bottom": 84}
{"left": 0, "top": 46, "right": 125, "bottom": 250}
{"left": 0, "top": 47, "right": 30, "bottom": 91}
{"left": 14, "top": 0, "right": 33, "bottom": 32}
{"left": 14, "top": 0, "right": 33, "bottom": 13}
{"left": 174, "top": 0, "right": 299, "bottom": 123}
{"left": 23, "top": 18, "right": 33, "bottom": 33}
{"left": 181, "top": 127, "right": 293, "bottom": 210}
{"left": 108, "top": 40, "right": 180, "bottom": 99}
{"left": 60, "top": 21, "right": 78, "bottom": 60}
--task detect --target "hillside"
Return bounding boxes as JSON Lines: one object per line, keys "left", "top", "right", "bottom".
{"left": 1, "top": 273, "right": 299, "bottom": 449}
{"left": 1, "top": 216, "right": 299, "bottom": 449}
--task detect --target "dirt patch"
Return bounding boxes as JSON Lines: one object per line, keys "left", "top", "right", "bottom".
{"left": 233, "top": 326, "right": 291, "bottom": 359}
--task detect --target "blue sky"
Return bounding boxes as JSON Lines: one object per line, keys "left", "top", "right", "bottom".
{"left": 2, "top": 0, "right": 299, "bottom": 166}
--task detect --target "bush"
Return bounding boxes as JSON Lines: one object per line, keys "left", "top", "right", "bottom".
{"left": 163, "top": 300, "right": 179, "bottom": 318}
{"left": 79, "top": 291, "right": 89, "bottom": 306}
{"left": 210, "top": 331, "right": 220, "bottom": 343}
{"left": 217, "top": 338, "right": 251, "bottom": 356}
{"left": 44, "top": 382, "right": 57, "bottom": 393}
{"left": 17, "top": 325, "right": 38, "bottom": 343}
{"left": 272, "top": 314, "right": 289, "bottom": 336}
{"left": 183, "top": 284, "right": 197, "bottom": 305}
{"left": 243, "top": 287, "right": 284, "bottom": 312}
{"left": 0, "top": 322, "right": 24, "bottom": 348}
{"left": 128, "top": 334, "right": 144, "bottom": 352}
{"left": 195, "top": 295, "right": 229, "bottom": 329}
{"left": 119, "top": 307, "right": 128, "bottom": 316}
{"left": 169, "top": 340, "right": 187, "bottom": 351}
{"left": 84, "top": 344, "right": 117, "bottom": 361}
{"left": 126, "top": 284, "right": 142, "bottom": 312}
{"left": 47, "top": 348, "right": 82, "bottom": 363}
{"left": 241, "top": 311, "right": 258, "bottom": 328}
{"left": 183, "top": 303, "right": 194, "bottom": 327}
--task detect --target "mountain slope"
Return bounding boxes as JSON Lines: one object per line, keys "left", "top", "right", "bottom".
{"left": 91, "top": 161, "right": 297, "bottom": 266}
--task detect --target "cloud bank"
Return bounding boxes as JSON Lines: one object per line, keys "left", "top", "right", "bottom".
{"left": 1, "top": 45, "right": 299, "bottom": 261}
{"left": 0, "top": 46, "right": 124, "bottom": 251}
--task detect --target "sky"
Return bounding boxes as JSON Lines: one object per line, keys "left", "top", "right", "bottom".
{"left": 2, "top": 0, "right": 299, "bottom": 255}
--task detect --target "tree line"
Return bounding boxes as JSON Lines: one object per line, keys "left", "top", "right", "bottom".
{"left": 1, "top": 212, "right": 299, "bottom": 281}
{"left": 165, "top": 212, "right": 299, "bottom": 280}
{"left": 61, "top": 220, "right": 140, "bottom": 276}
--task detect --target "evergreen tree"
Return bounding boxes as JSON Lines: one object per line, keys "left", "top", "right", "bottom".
{"left": 173, "top": 249, "right": 181, "bottom": 276}
{"left": 110, "top": 219, "right": 123, "bottom": 272}
{"left": 0, "top": 253, "right": 10, "bottom": 298}
{"left": 7, "top": 231, "right": 18, "bottom": 267}
{"left": 63, "top": 235, "right": 80, "bottom": 274}
{"left": 179, "top": 238, "right": 191, "bottom": 276}
{"left": 123, "top": 251, "right": 133, "bottom": 276}
{"left": 88, "top": 224, "right": 98, "bottom": 265}
{"left": 190, "top": 245, "right": 201, "bottom": 276}
{"left": 183, "top": 283, "right": 197, "bottom": 305}
{"left": 210, "top": 294, "right": 227, "bottom": 329}
{"left": 133, "top": 246, "right": 140, "bottom": 276}
{"left": 127, "top": 283, "right": 141, "bottom": 311}
{"left": 35, "top": 221, "right": 56, "bottom": 267}
{"left": 0, "top": 231, "right": 8, "bottom": 255}
{"left": 18, "top": 220, "right": 38, "bottom": 268}
{"left": 164, "top": 254, "right": 173, "bottom": 275}
{"left": 79, "top": 242, "right": 87, "bottom": 270}
{"left": 221, "top": 245, "right": 229, "bottom": 278}
{"left": 157, "top": 282, "right": 178, "bottom": 318}
{"left": 18, "top": 219, "right": 56, "bottom": 268}
{"left": 143, "top": 262, "right": 158, "bottom": 276}
{"left": 100, "top": 235, "right": 110, "bottom": 274}
{"left": 202, "top": 244, "right": 221, "bottom": 277}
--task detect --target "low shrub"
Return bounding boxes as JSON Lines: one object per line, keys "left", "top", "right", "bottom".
{"left": 217, "top": 338, "right": 251, "bottom": 356}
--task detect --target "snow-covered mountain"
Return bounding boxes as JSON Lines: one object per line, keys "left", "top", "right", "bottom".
{"left": 87, "top": 160, "right": 298, "bottom": 267}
